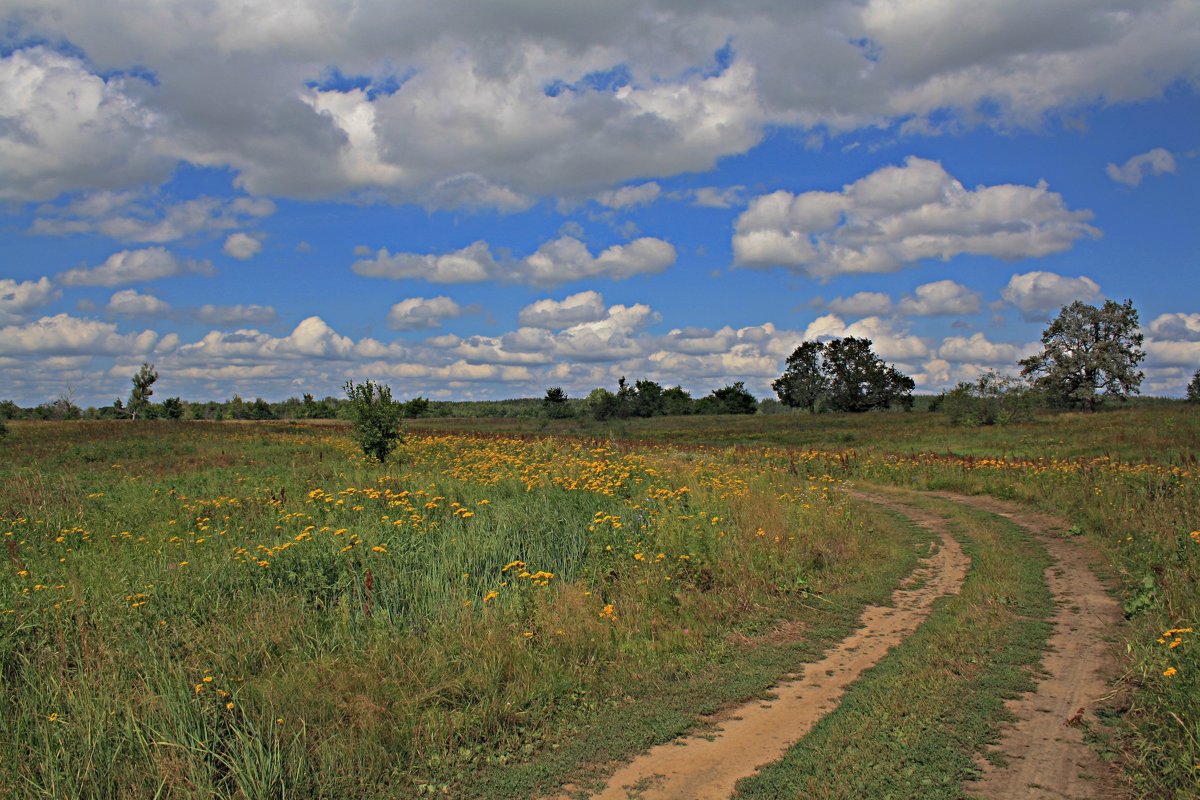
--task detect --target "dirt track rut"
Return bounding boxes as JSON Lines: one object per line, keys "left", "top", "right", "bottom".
{"left": 578, "top": 491, "right": 969, "bottom": 800}
{"left": 940, "top": 492, "right": 1127, "bottom": 800}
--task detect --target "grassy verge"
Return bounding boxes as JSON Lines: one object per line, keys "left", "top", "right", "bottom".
{"left": 735, "top": 491, "right": 1055, "bottom": 799}
{"left": 0, "top": 421, "right": 925, "bottom": 798}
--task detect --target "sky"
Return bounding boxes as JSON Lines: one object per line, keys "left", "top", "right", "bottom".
{"left": 1, "top": 1, "right": 1198, "bottom": 408}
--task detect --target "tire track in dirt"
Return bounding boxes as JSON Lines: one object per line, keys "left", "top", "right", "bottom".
{"left": 929, "top": 492, "right": 1128, "bottom": 800}
{"left": 573, "top": 491, "right": 969, "bottom": 800}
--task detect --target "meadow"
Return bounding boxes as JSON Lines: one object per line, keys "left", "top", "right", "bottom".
{"left": 1, "top": 405, "right": 1197, "bottom": 798}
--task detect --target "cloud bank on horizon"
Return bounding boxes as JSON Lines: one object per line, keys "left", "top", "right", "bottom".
{"left": 1, "top": 0, "right": 1198, "bottom": 406}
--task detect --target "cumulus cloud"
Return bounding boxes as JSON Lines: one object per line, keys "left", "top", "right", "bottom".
{"left": 594, "top": 182, "right": 661, "bottom": 210}
{"left": 177, "top": 317, "right": 355, "bottom": 364}
{"left": 0, "top": 47, "right": 169, "bottom": 202}
{"left": 1147, "top": 312, "right": 1200, "bottom": 342}
{"left": 518, "top": 291, "right": 608, "bottom": 329}
{"left": 223, "top": 232, "right": 265, "bottom": 260}
{"left": 58, "top": 247, "right": 215, "bottom": 287}
{"left": 1106, "top": 148, "right": 1177, "bottom": 187}
{"left": 386, "top": 297, "right": 465, "bottom": 330}
{"left": 733, "top": 157, "right": 1099, "bottom": 277}
{"left": 1144, "top": 312, "right": 1200, "bottom": 369}
{"left": 897, "top": 280, "right": 982, "bottom": 316}
{"left": 2, "top": 3, "right": 1198, "bottom": 205}
{"left": 1001, "top": 271, "right": 1103, "bottom": 320}
{"left": 35, "top": 193, "right": 276, "bottom": 243}
{"left": 938, "top": 332, "right": 1034, "bottom": 365}
{"left": 353, "top": 236, "right": 676, "bottom": 286}
{"left": 825, "top": 291, "right": 893, "bottom": 317}
{"left": 798, "top": 314, "right": 928, "bottom": 361}
{"left": 689, "top": 186, "right": 746, "bottom": 209}
{"left": 0, "top": 277, "right": 61, "bottom": 324}
{"left": 193, "top": 304, "right": 278, "bottom": 326}
{"left": 106, "top": 289, "right": 171, "bottom": 317}
{"left": 0, "top": 313, "right": 157, "bottom": 356}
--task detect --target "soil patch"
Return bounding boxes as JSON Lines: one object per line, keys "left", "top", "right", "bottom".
{"left": 931, "top": 492, "right": 1128, "bottom": 800}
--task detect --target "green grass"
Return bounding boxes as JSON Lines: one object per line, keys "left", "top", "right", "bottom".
{"left": 735, "top": 492, "right": 1055, "bottom": 799}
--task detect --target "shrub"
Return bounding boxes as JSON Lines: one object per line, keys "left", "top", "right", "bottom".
{"left": 941, "top": 371, "right": 1039, "bottom": 426}
{"left": 344, "top": 380, "right": 404, "bottom": 464}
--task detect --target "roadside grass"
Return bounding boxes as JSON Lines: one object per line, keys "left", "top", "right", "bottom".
{"left": 735, "top": 491, "right": 1055, "bottom": 800}
{"left": 0, "top": 421, "right": 924, "bottom": 798}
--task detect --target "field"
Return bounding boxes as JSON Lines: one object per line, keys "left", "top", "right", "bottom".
{"left": 2, "top": 407, "right": 1197, "bottom": 798}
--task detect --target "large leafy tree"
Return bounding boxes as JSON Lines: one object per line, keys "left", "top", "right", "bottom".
{"left": 774, "top": 337, "right": 914, "bottom": 412}
{"left": 772, "top": 341, "right": 826, "bottom": 412}
{"left": 1187, "top": 369, "right": 1200, "bottom": 404}
{"left": 1019, "top": 299, "right": 1144, "bottom": 412}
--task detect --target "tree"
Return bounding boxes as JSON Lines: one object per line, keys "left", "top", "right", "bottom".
{"left": 1187, "top": 369, "right": 1200, "bottom": 404}
{"left": 161, "top": 397, "right": 184, "bottom": 420}
{"left": 631, "top": 379, "right": 665, "bottom": 418}
{"left": 775, "top": 338, "right": 914, "bottom": 412}
{"left": 1019, "top": 299, "right": 1145, "bottom": 412}
{"left": 128, "top": 363, "right": 158, "bottom": 420}
{"left": 698, "top": 382, "right": 758, "bottom": 415}
{"left": 587, "top": 387, "right": 620, "bottom": 421}
{"left": 661, "top": 385, "right": 695, "bottom": 416}
{"left": 344, "top": 380, "right": 404, "bottom": 464}
{"left": 773, "top": 341, "right": 827, "bottom": 412}
{"left": 543, "top": 387, "right": 573, "bottom": 419}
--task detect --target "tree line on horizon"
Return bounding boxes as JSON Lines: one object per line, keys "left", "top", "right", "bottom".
{"left": 3, "top": 300, "right": 1199, "bottom": 434}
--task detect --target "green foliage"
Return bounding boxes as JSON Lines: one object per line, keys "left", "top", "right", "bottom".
{"left": 1019, "top": 299, "right": 1145, "bottom": 411}
{"left": 773, "top": 340, "right": 826, "bottom": 412}
{"left": 160, "top": 397, "right": 184, "bottom": 420}
{"left": 697, "top": 381, "right": 758, "bottom": 415}
{"left": 542, "top": 387, "right": 573, "bottom": 419}
{"left": 661, "top": 385, "right": 695, "bottom": 416}
{"left": 343, "top": 380, "right": 404, "bottom": 463}
{"left": 128, "top": 363, "right": 158, "bottom": 420}
{"left": 1187, "top": 369, "right": 1200, "bottom": 404}
{"left": 940, "top": 371, "right": 1039, "bottom": 426}
{"left": 402, "top": 396, "right": 431, "bottom": 418}
{"left": 0, "top": 417, "right": 7, "bottom": 438}
{"left": 776, "top": 338, "right": 914, "bottom": 412}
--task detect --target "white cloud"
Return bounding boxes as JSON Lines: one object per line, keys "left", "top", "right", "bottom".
{"left": 223, "top": 232, "right": 265, "bottom": 260}
{"left": 518, "top": 236, "right": 676, "bottom": 284}
{"left": 58, "top": 247, "right": 215, "bottom": 287}
{"left": 35, "top": 193, "right": 276, "bottom": 243}
{"left": 689, "top": 186, "right": 746, "bottom": 209}
{"left": 897, "top": 280, "right": 982, "bottom": 316}
{"left": 0, "top": 313, "right": 157, "bottom": 356}
{"left": 826, "top": 291, "right": 893, "bottom": 317}
{"left": 0, "top": 47, "right": 169, "bottom": 202}
{"left": 177, "top": 316, "right": 355, "bottom": 364}
{"left": 386, "top": 296, "right": 465, "bottom": 330}
{"left": 734, "top": 157, "right": 1100, "bottom": 277}
{"left": 2, "top": 3, "right": 1198, "bottom": 206}
{"left": 1001, "top": 271, "right": 1103, "bottom": 320}
{"left": 354, "top": 236, "right": 676, "bottom": 286}
{"left": 594, "top": 182, "right": 661, "bottom": 210}
{"left": 193, "top": 304, "right": 279, "bottom": 326}
{"left": 938, "top": 332, "right": 1034, "bottom": 365}
{"left": 1106, "top": 148, "right": 1177, "bottom": 187}
{"left": 0, "top": 277, "right": 61, "bottom": 324}
{"left": 106, "top": 289, "right": 171, "bottom": 317}
{"left": 518, "top": 290, "right": 608, "bottom": 329}
{"left": 1147, "top": 312, "right": 1200, "bottom": 342}
{"left": 797, "top": 313, "right": 928, "bottom": 361}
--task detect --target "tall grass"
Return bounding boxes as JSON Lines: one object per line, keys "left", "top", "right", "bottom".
{"left": 1, "top": 421, "right": 881, "bottom": 797}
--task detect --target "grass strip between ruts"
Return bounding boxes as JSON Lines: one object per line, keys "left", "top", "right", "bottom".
{"left": 734, "top": 490, "right": 1056, "bottom": 800}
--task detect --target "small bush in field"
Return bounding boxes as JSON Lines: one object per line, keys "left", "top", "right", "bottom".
{"left": 344, "top": 380, "right": 404, "bottom": 463}
{"left": 941, "top": 371, "right": 1039, "bottom": 426}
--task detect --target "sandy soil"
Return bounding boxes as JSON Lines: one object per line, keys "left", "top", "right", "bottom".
{"left": 574, "top": 491, "right": 969, "bottom": 800}
{"left": 935, "top": 492, "right": 1128, "bottom": 800}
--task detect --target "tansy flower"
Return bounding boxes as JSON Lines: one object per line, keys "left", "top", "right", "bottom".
{"left": 1163, "top": 667, "right": 1178, "bottom": 677}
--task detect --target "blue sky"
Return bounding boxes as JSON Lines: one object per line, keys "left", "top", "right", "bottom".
{"left": 1, "top": 1, "right": 1198, "bottom": 407}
